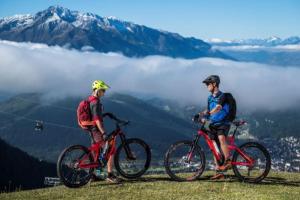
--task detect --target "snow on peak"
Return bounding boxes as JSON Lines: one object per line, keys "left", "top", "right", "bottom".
{"left": 208, "top": 36, "right": 300, "bottom": 47}
{"left": 78, "top": 12, "right": 97, "bottom": 21}
{"left": 126, "top": 26, "right": 133, "bottom": 32}
{"left": 1, "top": 14, "right": 33, "bottom": 23}
{"left": 45, "top": 12, "right": 61, "bottom": 23}
{"left": 266, "top": 36, "right": 281, "bottom": 43}
{"left": 0, "top": 6, "right": 157, "bottom": 35}
{"left": 0, "top": 14, "right": 34, "bottom": 28}
{"left": 47, "top": 5, "right": 70, "bottom": 15}
{"left": 2, "top": 14, "right": 31, "bottom": 20}
{"left": 268, "top": 36, "right": 280, "bottom": 40}
{"left": 107, "top": 16, "right": 118, "bottom": 20}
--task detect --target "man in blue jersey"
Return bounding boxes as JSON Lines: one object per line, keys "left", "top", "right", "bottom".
{"left": 200, "top": 75, "right": 232, "bottom": 180}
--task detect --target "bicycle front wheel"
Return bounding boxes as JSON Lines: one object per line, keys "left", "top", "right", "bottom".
{"left": 232, "top": 142, "right": 271, "bottom": 183}
{"left": 114, "top": 138, "right": 151, "bottom": 179}
{"left": 164, "top": 141, "right": 206, "bottom": 181}
{"left": 57, "top": 145, "right": 93, "bottom": 188}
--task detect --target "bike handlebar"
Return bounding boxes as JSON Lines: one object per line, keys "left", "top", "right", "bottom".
{"left": 102, "top": 112, "right": 130, "bottom": 142}
{"left": 103, "top": 112, "right": 130, "bottom": 127}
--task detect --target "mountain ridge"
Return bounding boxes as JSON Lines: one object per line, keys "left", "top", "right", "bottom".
{"left": 0, "top": 5, "right": 231, "bottom": 59}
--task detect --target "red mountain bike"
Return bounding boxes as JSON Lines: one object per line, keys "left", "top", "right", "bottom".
{"left": 57, "top": 113, "right": 151, "bottom": 188}
{"left": 164, "top": 119, "right": 271, "bottom": 183}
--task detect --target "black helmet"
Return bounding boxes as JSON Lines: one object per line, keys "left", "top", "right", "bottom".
{"left": 202, "top": 75, "right": 220, "bottom": 85}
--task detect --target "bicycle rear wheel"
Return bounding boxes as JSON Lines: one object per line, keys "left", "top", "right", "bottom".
{"left": 232, "top": 142, "right": 271, "bottom": 183}
{"left": 164, "top": 141, "right": 206, "bottom": 181}
{"left": 57, "top": 145, "right": 93, "bottom": 188}
{"left": 114, "top": 138, "right": 151, "bottom": 179}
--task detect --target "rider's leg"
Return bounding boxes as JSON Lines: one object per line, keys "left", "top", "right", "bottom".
{"left": 208, "top": 125, "right": 221, "bottom": 170}
{"left": 107, "top": 140, "right": 116, "bottom": 173}
{"left": 213, "top": 155, "right": 220, "bottom": 170}
{"left": 218, "top": 135, "right": 230, "bottom": 160}
{"left": 106, "top": 154, "right": 121, "bottom": 183}
{"left": 105, "top": 142, "right": 121, "bottom": 183}
{"left": 217, "top": 127, "right": 232, "bottom": 171}
{"left": 90, "top": 129, "right": 105, "bottom": 181}
{"left": 107, "top": 155, "right": 114, "bottom": 173}
{"left": 211, "top": 142, "right": 225, "bottom": 180}
{"left": 90, "top": 129, "right": 103, "bottom": 158}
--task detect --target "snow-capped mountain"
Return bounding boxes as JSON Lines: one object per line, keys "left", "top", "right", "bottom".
{"left": 206, "top": 36, "right": 300, "bottom": 67}
{"left": 0, "top": 6, "right": 230, "bottom": 59}
{"left": 207, "top": 36, "right": 300, "bottom": 47}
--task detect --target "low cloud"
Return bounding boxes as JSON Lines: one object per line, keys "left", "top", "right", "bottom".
{"left": 0, "top": 40, "right": 300, "bottom": 112}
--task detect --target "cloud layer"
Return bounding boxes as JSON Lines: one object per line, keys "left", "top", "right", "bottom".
{"left": 1, "top": 40, "right": 300, "bottom": 111}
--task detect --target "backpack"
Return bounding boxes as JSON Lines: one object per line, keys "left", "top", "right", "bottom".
{"left": 223, "top": 93, "right": 237, "bottom": 122}
{"left": 77, "top": 99, "right": 95, "bottom": 129}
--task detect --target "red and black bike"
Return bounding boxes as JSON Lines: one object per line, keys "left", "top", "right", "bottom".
{"left": 164, "top": 119, "right": 271, "bottom": 183}
{"left": 57, "top": 113, "right": 151, "bottom": 188}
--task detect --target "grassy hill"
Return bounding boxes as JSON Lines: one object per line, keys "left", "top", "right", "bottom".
{"left": 0, "top": 171, "right": 299, "bottom": 200}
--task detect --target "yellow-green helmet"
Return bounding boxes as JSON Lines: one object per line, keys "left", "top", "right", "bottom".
{"left": 92, "top": 80, "right": 110, "bottom": 90}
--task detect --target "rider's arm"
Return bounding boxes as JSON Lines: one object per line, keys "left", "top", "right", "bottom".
{"left": 90, "top": 100, "right": 106, "bottom": 135}
{"left": 209, "top": 93, "right": 226, "bottom": 115}
{"left": 209, "top": 105, "right": 222, "bottom": 115}
{"left": 95, "top": 120, "right": 105, "bottom": 134}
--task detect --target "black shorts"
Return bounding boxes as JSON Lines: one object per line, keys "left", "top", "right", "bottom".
{"left": 209, "top": 123, "right": 230, "bottom": 137}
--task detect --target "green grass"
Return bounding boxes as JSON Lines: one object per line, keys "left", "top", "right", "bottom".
{"left": 1, "top": 171, "right": 299, "bottom": 200}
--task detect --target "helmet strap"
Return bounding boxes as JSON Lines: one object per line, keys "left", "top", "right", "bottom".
{"left": 211, "top": 83, "right": 219, "bottom": 95}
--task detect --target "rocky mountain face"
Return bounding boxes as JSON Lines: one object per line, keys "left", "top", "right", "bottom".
{"left": 0, "top": 6, "right": 230, "bottom": 59}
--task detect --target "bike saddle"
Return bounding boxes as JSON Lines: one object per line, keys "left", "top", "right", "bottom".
{"left": 232, "top": 120, "right": 246, "bottom": 127}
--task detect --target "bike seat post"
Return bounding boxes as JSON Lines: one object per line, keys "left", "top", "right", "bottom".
{"left": 232, "top": 126, "right": 238, "bottom": 138}
{"left": 228, "top": 135, "right": 235, "bottom": 145}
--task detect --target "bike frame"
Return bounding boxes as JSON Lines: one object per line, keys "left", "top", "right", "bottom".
{"left": 188, "top": 126, "right": 255, "bottom": 167}
{"left": 77, "top": 123, "right": 132, "bottom": 170}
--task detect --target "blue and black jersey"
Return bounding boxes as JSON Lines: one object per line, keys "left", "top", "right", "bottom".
{"left": 207, "top": 91, "right": 229, "bottom": 124}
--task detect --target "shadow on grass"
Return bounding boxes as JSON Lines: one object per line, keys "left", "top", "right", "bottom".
{"left": 89, "top": 176, "right": 170, "bottom": 187}
{"left": 201, "top": 175, "right": 300, "bottom": 187}
{"left": 259, "top": 176, "right": 300, "bottom": 187}
{"left": 90, "top": 175, "right": 300, "bottom": 187}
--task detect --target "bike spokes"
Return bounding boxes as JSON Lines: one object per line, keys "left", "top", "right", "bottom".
{"left": 165, "top": 141, "right": 205, "bottom": 181}
{"left": 115, "top": 138, "right": 151, "bottom": 179}
{"left": 58, "top": 145, "right": 93, "bottom": 187}
{"left": 232, "top": 142, "right": 271, "bottom": 183}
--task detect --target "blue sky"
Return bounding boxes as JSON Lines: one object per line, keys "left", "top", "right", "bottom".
{"left": 0, "top": 0, "right": 299, "bottom": 40}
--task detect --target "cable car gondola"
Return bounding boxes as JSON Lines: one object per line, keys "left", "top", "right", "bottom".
{"left": 35, "top": 120, "right": 44, "bottom": 132}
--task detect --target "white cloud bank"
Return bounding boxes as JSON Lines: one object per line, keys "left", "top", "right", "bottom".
{"left": 0, "top": 40, "right": 300, "bottom": 112}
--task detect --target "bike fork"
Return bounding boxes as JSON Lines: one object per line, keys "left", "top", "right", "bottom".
{"left": 120, "top": 134, "right": 135, "bottom": 160}
{"left": 187, "top": 135, "right": 200, "bottom": 161}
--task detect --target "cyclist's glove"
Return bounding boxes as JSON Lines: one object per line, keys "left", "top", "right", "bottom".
{"left": 193, "top": 114, "right": 200, "bottom": 122}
